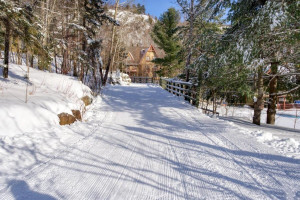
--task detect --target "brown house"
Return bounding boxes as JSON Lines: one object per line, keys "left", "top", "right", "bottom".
{"left": 124, "top": 45, "right": 164, "bottom": 78}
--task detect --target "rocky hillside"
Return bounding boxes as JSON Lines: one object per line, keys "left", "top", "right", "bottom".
{"left": 99, "top": 9, "right": 156, "bottom": 48}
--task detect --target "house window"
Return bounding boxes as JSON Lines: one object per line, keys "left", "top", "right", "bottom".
{"left": 146, "top": 56, "right": 150, "bottom": 61}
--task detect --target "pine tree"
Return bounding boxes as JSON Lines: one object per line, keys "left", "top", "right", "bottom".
{"left": 0, "top": 0, "right": 18, "bottom": 78}
{"left": 136, "top": 3, "right": 145, "bottom": 14}
{"left": 80, "top": 0, "right": 114, "bottom": 85}
{"left": 228, "top": 0, "right": 300, "bottom": 125}
{"left": 176, "top": 0, "right": 226, "bottom": 81}
{"left": 0, "top": 0, "right": 47, "bottom": 78}
{"left": 151, "top": 8, "right": 182, "bottom": 77}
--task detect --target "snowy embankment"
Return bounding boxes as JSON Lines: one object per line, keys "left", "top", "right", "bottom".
{"left": 213, "top": 105, "right": 300, "bottom": 129}
{"left": 200, "top": 104, "right": 300, "bottom": 157}
{"left": 224, "top": 121, "right": 300, "bottom": 159}
{"left": 0, "top": 64, "right": 92, "bottom": 136}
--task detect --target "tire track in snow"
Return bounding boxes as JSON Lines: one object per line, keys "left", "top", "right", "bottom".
{"left": 166, "top": 106, "right": 274, "bottom": 199}
{"left": 0, "top": 101, "right": 113, "bottom": 197}
{"left": 156, "top": 87, "right": 246, "bottom": 199}
{"left": 98, "top": 133, "right": 138, "bottom": 199}
{"left": 209, "top": 123, "right": 299, "bottom": 199}
{"left": 24, "top": 104, "right": 121, "bottom": 199}
{"left": 160, "top": 110, "right": 241, "bottom": 199}
{"left": 186, "top": 109, "right": 300, "bottom": 193}
{"left": 173, "top": 105, "right": 296, "bottom": 199}
{"left": 0, "top": 94, "right": 115, "bottom": 198}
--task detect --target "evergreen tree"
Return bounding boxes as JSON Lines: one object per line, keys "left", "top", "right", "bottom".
{"left": 176, "top": 0, "right": 227, "bottom": 81}
{"left": 227, "top": 0, "right": 299, "bottom": 125}
{"left": 80, "top": 0, "right": 114, "bottom": 84}
{"left": 151, "top": 8, "right": 182, "bottom": 77}
{"left": 136, "top": 3, "right": 146, "bottom": 14}
{"left": 0, "top": 0, "right": 47, "bottom": 78}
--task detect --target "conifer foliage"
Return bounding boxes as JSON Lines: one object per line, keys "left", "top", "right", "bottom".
{"left": 0, "top": 0, "right": 47, "bottom": 78}
{"left": 0, "top": 0, "right": 116, "bottom": 91}
{"left": 173, "top": 0, "right": 299, "bottom": 126}
{"left": 151, "top": 8, "right": 182, "bottom": 77}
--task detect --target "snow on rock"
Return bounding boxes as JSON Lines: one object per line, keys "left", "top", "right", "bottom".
{"left": 106, "top": 9, "right": 155, "bottom": 47}
{"left": 0, "top": 64, "right": 92, "bottom": 136}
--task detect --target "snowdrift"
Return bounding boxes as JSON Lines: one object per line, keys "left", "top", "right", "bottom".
{"left": 0, "top": 64, "right": 92, "bottom": 136}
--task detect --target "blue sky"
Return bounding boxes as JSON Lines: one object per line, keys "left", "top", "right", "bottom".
{"left": 120, "top": 0, "right": 180, "bottom": 18}
{"left": 137, "top": 0, "right": 180, "bottom": 17}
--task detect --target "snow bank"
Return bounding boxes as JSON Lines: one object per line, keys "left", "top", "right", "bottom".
{"left": 175, "top": 96, "right": 300, "bottom": 158}
{"left": 225, "top": 121, "right": 300, "bottom": 159}
{"left": 206, "top": 104, "right": 300, "bottom": 130}
{"left": 0, "top": 64, "right": 92, "bottom": 136}
{"left": 249, "top": 130, "right": 300, "bottom": 158}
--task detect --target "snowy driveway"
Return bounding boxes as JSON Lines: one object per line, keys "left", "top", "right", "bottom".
{"left": 1, "top": 84, "right": 300, "bottom": 199}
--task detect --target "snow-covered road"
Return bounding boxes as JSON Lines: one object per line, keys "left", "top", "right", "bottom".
{"left": 1, "top": 84, "right": 300, "bottom": 199}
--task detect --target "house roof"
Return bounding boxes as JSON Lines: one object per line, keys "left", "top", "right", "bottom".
{"left": 125, "top": 45, "right": 164, "bottom": 65}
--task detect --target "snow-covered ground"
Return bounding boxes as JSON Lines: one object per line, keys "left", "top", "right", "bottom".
{"left": 205, "top": 104, "right": 300, "bottom": 130}
{"left": 0, "top": 64, "right": 92, "bottom": 136}
{"left": 0, "top": 84, "right": 299, "bottom": 199}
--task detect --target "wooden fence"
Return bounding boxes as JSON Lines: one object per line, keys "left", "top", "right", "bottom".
{"left": 160, "top": 78, "right": 198, "bottom": 105}
{"left": 130, "top": 77, "right": 160, "bottom": 84}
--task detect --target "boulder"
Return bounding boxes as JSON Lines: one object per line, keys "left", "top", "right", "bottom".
{"left": 58, "top": 113, "right": 76, "bottom": 125}
{"left": 81, "top": 96, "right": 92, "bottom": 106}
{"left": 72, "top": 110, "right": 82, "bottom": 121}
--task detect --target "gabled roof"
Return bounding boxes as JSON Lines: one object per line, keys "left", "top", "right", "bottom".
{"left": 125, "top": 45, "right": 164, "bottom": 65}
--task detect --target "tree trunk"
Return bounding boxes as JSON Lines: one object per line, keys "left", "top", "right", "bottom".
{"left": 99, "top": 60, "right": 104, "bottom": 86}
{"left": 62, "top": 49, "right": 68, "bottom": 74}
{"left": 267, "top": 62, "right": 279, "bottom": 124}
{"left": 79, "top": 0, "right": 87, "bottom": 82}
{"left": 17, "top": 38, "right": 22, "bottom": 65}
{"left": 54, "top": 50, "right": 58, "bottom": 73}
{"left": 26, "top": 51, "right": 29, "bottom": 67}
{"left": 92, "top": 56, "right": 97, "bottom": 87}
{"left": 253, "top": 66, "right": 264, "bottom": 125}
{"left": 30, "top": 55, "right": 34, "bottom": 68}
{"left": 3, "top": 19, "right": 10, "bottom": 78}
{"left": 73, "top": 58, "right": 78, "bottom": 77}
{"left": 103, "top": 0, "right": 119, "bottom": 86}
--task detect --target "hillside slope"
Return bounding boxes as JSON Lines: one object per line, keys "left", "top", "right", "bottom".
{"left": 100, "top": 9, "right": 156, "bottom": 48}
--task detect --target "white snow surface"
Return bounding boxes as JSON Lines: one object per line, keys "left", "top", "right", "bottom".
{"left": 0, "top": 84, "right": 299, "bottom": 199}
{"left": 210, "top": 104, "right": 300, "bottom": 130}
{"left": 0, "top": 64, "right": 92, "bottom": 136}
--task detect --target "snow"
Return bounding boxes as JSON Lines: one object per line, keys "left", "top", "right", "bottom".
{"left": 109, "top": 69, "right": 131, "bottom": 85}
{"left": 105, "top": 9, "right": 155, "bottom": 47}
{"left": 209, "top": 104, "right": 300, "bottom": 130}
{"left": 0, "top": 64, "right": 92, "bottom": 136}
{"left": 108, "top": 9, "right": 151, "bottom": 27}
{"left": 0, "top": 84, "right": 299, "bottom": 199}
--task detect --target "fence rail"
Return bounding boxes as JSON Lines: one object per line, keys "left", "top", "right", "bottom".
{"left": 277, "top": 103, "right": 300, "bottom": 110}
{"left": 130, "top": 77, "right": 160, "bottom": 84}
{"left": 160, "top": 78, "right": 198, "bottom": 105}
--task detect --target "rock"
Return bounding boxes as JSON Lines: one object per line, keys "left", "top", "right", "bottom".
{"left": 72, "top": 110, "right": 82, "bottom": 121}
{"left": 58, "top": 113, "right": 76, "bottom": 125}
{"left": 81, "top": 96, "right": 92, "bottom": 106}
